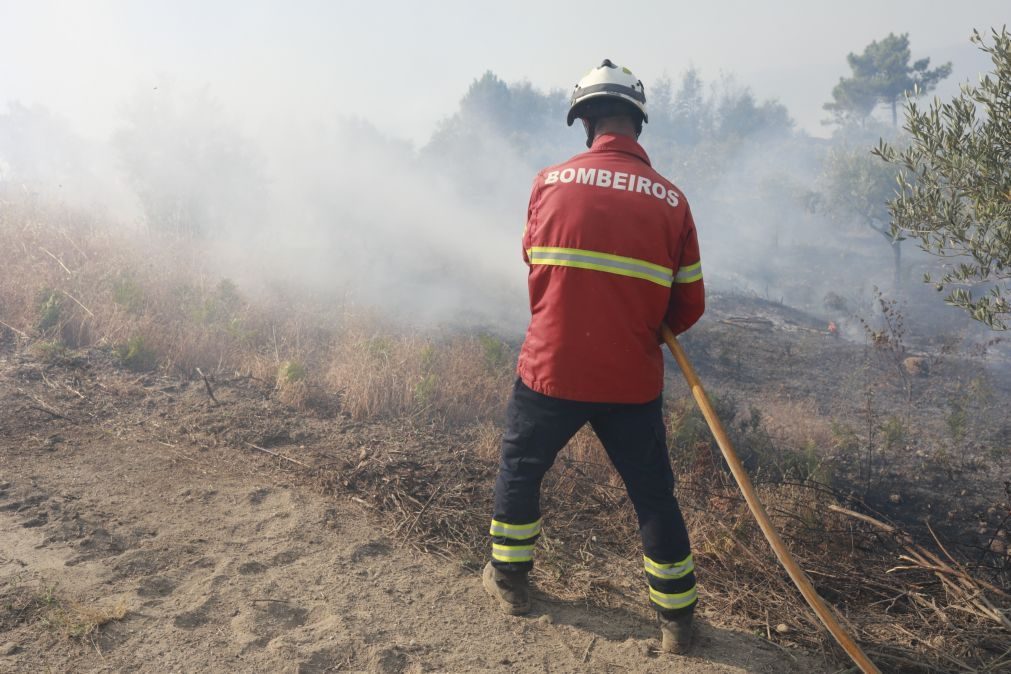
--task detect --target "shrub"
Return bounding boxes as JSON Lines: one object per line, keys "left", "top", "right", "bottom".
{"left": 116, "top": 336, "right": 158, "bottom": 372}
{"left": 277, "top": 360, "right": 308, "bottom": 384}
{"left": 36, "top": 289, "right": 62, "bottom": 333}
{"left": 477, "top": 333, "right": 509, "bottom": 371}
{"left": 111, "top": 275, "right": 145, "bottom": 314}
{"left": 32, "top": 340, "right": 67, "bottom": 363}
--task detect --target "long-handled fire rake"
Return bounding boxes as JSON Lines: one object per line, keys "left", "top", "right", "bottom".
{"left": 661, "top": 324, "right": 880, "bottom": 674}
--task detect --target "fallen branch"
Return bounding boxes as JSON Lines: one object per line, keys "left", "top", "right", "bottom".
{"left": 195, "top": 367, "right": 219, "bottom": 405}
{"left": 246, "top": 442, "right": 311, "bottom": 469}
{"left": 59, "top": 290, "right": 94, "bottom": 317}
{"left": 39, "top": 246, "right": 74, "bottom": 275}
{"left": 831, "top": 504, "right": 1011, "bottom": 633}
{"left": 0, "top": 319, "right": 29, "bottom": 339}
{"left": 28, "top": 404, "right": 72, "bottom": 422}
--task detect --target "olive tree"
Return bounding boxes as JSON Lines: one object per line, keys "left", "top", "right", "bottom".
{"left": 821, "top": 145, "right": 905, "bottom": 285}
{"left": 874, "top": 28, "right": 1011, "bottom": 329}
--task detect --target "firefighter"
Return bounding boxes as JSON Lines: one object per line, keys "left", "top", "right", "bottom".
{"left": 483, "top": 59, "right": 705, "bottom": 655}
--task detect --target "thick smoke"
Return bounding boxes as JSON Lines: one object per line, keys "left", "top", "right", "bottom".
{"left": 0, "top": 68, "right": 988, "bottom": 341}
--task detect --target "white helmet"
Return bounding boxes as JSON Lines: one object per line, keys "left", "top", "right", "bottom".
{"left": 566, "top": 59, "right": 648, "bottom": 127}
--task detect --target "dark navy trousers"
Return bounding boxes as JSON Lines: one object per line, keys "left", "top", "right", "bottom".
{"left": 489, "top": 378, "right": 697, "bottom": 616}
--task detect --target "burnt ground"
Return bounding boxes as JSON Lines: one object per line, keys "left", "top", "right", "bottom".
{"left": 701, "top": 294, "right": 1010, "bottom": 509}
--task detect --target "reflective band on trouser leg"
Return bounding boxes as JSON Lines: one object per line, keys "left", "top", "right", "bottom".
{"left": 492, "top": 543, "right": 534, "bottom": 563}
{"left": 649, "top": 586, "right": 698, "bottom": 611}
{"left": 489, "top": 518, "right": 542, "bottom": 540}
{"left": 674, "top": 261, "right": 702, "bottom": 284}
{"left": 644, "top": 553, "right": 697, "bottom": 613}
{"left": 643, "top": 553, "right": 694, "bottom": 580}
{"left": 527, "top": 247, "right": 673, "bottom": 287}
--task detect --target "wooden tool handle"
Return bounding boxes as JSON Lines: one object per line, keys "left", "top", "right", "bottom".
{"left": 661, "top": 324, "right": 880, "bottom": 673}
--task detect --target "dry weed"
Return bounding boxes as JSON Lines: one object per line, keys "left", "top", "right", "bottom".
{"left": 46, "top": 598, "right": 129, "bottom": 639}
{"left": 5, "top": 198, "right": 1011, "bottom": 672}
{"left": 759, "top": 397, "right": 836, "bottom": 452}
{"left": 1, "top": 575, "right": 127, "bottom": 640}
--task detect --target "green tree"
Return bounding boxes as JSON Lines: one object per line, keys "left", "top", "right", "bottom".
{"left": 826, "top": 33, "right": 952, "bottom": 127}
{"left": 647, "top": 69, "right": 792, "bottom": 193}
{"left": 421, "top": 71, "right": 570, "bottom": 210}
{"left": 821, "top": 145, "right": 905, "bottom": 284}
{"left": 874, "top": 28, "right": 1011, "bottom": 329}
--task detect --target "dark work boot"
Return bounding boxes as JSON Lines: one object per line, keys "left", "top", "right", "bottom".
{"left": 659, "top": 609, "right": 694, "bottom": 654}
{"left": 482, "top": 562, "right": 531, "bottom": 615}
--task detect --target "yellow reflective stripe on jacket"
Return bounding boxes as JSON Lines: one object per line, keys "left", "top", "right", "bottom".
{"left": 492, "top": 543, "right": 534, "bottom": 562}
{"left": 649, "top": 585, "right": 698, "bottom": 610}
{"left": 527, "top": 246, "right": 674, "bottom": 287}
{"left": 489, "top": 518, "right": 542, "bottom": 540}
{"left": 674, "top": 261, "right": 702, "bottom": 284}
{"left": 643, "top": 554, "right": 694, "bottom": 580}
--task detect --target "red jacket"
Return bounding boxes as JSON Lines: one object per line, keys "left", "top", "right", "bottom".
{"left": 517, "top": 133, "right": 704, "bottom": 403}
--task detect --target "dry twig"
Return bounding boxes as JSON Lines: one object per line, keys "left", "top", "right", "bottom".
{"left": 246, "top": 442, "right": 311, "bottom": 469}
{"left": 39, "top": 245, "right": 74, "bottom": 275}
{"left": 195, "top": 367, "right": 219, "bottom": 405}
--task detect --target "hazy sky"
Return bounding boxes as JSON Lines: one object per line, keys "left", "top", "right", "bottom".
{"left": 1, "top": 1, "right": 1007, "bottom": 143}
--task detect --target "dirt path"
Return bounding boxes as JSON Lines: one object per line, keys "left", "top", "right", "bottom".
{"left": 0, "top": 434, "right": 832, "bottom": 674}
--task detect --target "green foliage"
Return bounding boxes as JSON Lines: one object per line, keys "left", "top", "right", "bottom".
{"left": 881, "top": 415, "right": 907, "bottom": 451}
{"left": 32, "top": 339, "right": 67, "bottom": 363}
{"left": 945, "top": 376, "right": 994, "bottom": 449}
{"left": 825, "top": 32, "right": 951, "bottom": 126}
{"left": 477, "top": 333, "right": 509, "bottom": 372}
{"left": 820, "top": 146, "right": 905, "bottom": 281}
{"left": 874, "top": 28, "right": 1011, "bottom": 329}
{"left": 830, "top": 420, "right": 861, "bottom": 455}
{"left": 669, "top": 393, "right": 828, "bottom": 483}
{"left": 116, "top": 336, "right": 157, "bottom": 372}
{"left": 821, "top": 146, "right": 897, "bottom": 229}
{"left": 667, "top": 397, "right": 711, "bottom": 453}
{"left": 277, "top": 360, "right": 307, "bottom": 384}
{"left": 649, "top": 69, "right": 793, "bottom": 192}
{"left": 419, "top": 344, "right": 437, "bottom": 373}
{"left": 36, "top": 289, "right": 62, "bottom": 332}
{"left": 423, "top": 71, "right": 570, "bottom": 205}
{"left": 200, "top": 279, "right": 242, "bottom": 324}
{"left": 175, "top": 278, "right": 246, "bottom": 329}
{"left": 414, "top": 373, "right": 437, "bottom": 407}
{"left": 111, "top": 275, "right": 145, "bottom": 314}
{"left": 366, "top": 336, "right": 393, "bottom": 360}
{"left": 774, "top": 443, "right": 832, "bottom": 484}
{"left": 413, "top": 344, "right": 440, "bottom": 408}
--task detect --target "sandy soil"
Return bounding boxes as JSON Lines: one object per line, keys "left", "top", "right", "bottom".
{"left": 0, "top": 346, "right": 829, "bottom": 673}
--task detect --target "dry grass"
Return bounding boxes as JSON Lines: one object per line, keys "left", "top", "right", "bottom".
{"left": 1, "top": 574, "right": 127, "bottom": 640}
{"left": 0, "top": 198, "right": 512, "bottom": 425}
{"left": 759, "top": 397, "right": 837, "bottom": 452}
{"left": 3, "top": 198, "right": 1010, "bottom": 672}
{"left": 46, "top": 598, "right": 129, "bottom": 639}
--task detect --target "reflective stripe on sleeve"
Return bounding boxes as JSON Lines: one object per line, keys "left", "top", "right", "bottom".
{"left": 674, "top": 261, "right": 702, "bottom": 284}
{"left": 643, "top": 554, "right": 694, "bottom": 580}
{"left": 492, "top": 543, "right": 535, "bottom": 563}
{"left": 649, "top": 585, "right": 698, "bottom": 610}
{"left": 527, "top": 247, "right": 673, "bottom": 287}
{"left": 489, "top": 518, "right": 542, "bottom": 540}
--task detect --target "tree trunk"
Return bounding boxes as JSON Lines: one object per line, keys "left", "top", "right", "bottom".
{"left": 892, "top": 240, "right": 902, "bottom": 287}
